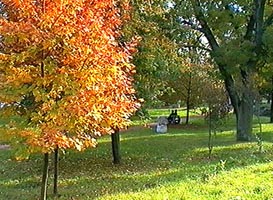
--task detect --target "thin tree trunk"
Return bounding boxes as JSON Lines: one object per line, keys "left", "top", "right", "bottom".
{"left": 41, "top": 153, "right": 49, "bottom": 200}
{"left": 111, "top": 129, "right": 121, "bottom": 164}
{"left": 186, "top": 102, "right": 190, "bottom": 125}
{"left": 208, "top": 106, "right": 213, "bottom": 158}
{"left": 185, "top": 72, "right": 192, "bottom": 125}
{"left": 53, "top": 147, "right": 59, "bottom": 196}
{"left": 270, "top": 76, "right": 273, "bottom": 123}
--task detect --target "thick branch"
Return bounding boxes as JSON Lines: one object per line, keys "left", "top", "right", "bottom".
{"left": 244, "top": 15, "right": 255, "bottom": 40}
{"left": 240, "top": 69, "right": 249, "bottom": 86}
{"left": 255, "top": 0, "right": 266, "bottom": 53}
{"left": 190, "top": 1, "right": 232, "bottom": 81}
{"left": 190, "top": 0, "right": 240, "bottom": 113}
{"left": 190, "top": 0, "right": 219, "bottom": 51}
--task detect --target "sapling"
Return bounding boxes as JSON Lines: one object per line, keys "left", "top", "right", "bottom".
{"left": 202, "top": 80, "right": 231, "bottom": 158}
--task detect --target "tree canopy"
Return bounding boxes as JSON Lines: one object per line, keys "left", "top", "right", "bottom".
{"left": 0, "top": 0, "right": 139, "bottom": 156}
{"left": 128, "top": 0, "right": 273, "bottom": 140}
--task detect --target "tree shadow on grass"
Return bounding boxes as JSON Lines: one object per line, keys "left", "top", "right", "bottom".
{"left": 54, "top": 129, "right": 273, "bottom": 198}
{"left": 1, "top": 125, "right": 273, "bottom": 200}
{"left": 52, "top": 140, "right": 273, "bottom": 199}
{"left": 258, "top": 131, "right": 273, "bottom": 142}
{"left": 0, "top": 150, "right": 42, "bottom": 200}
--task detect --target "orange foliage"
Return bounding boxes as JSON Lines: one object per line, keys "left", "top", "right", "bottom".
{"left": 0, "top": 0, "right": 139, "bottom": 154}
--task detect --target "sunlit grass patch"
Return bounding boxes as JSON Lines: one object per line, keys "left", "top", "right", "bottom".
{"left": 97, "top": 162, "right": 273, "bottom": 200}
{"left": 131, "top": 107, "right": 203, "bottom": 126}
{"left": 1, "top": 114, "right": 273, "bottom": 199}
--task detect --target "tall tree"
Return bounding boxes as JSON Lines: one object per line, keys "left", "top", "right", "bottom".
{"left": 159, "top": 41, "right": 210, "bottom": 124}
{"left": 160, "top": 0, "right": 273, "bottom": 141}
{"left": 122, "top": 0, "right": 181, "bottom": 110}
{"left": 0, "top": 0, "right": 139, "bottom": 198}
{"left": 159, "top": 61, "right": 205, "bottom": 124}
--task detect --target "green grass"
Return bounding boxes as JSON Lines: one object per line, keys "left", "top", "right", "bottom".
{"left": 131, "top": 107, "right": 203, "bottom": 126}
{"left": 1, "top": 114, "right": 273, "bottom": 199}
{"left": 148, "top": 107, "right": 202, "bottom": 118}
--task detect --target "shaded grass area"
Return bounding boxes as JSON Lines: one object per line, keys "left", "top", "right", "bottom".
{"left": 1, "top": 116, "right": 273, "bottom": 199}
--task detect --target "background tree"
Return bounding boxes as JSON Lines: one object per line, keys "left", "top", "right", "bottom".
{"left": 122, "top": 0, "right": 181, "bottom": 113}
{"left": 202, "top": 79, "right": 230, "bottom": 158}
{"left": 259, "top": 24, "right": 273, "bottom": 122}
{"left": 254, "top": 63, "right": 273, "bottom": 122}
{"left": 180, "top": 0, "right": 273, "bottom": 141}
{"left": 136, "top": 0, "right": 273, "bottom": 141}
{"left": 0, "top": 0, "right": 139, "bottom": 199}
{"left": 159, "top": 44, "right": 210, "bottom": 124}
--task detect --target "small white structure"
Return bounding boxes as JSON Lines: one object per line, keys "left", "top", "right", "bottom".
{"left": 155, "top": 116, "right": 168, "bottom": 134}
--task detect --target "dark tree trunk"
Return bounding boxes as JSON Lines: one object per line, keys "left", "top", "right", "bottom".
{"left": 185, "top": 72, "right": 192, "bottom": 125}
{"left": 236, "top": 95, "right": 253, "bottom": 141}
{"left": 208, "top": 106, "right": 213, "bottom": 158}
{"left": 53, "top": 147, "right": 59, "bottom": 196}
{"left": 111, "top": 129, "right": 121, "bottom": 164}
{"left": 270, "top": 77, "right": 273, "bottom": 123}
{"left": 185, "top": 101, "right": 190, "bottom": 125}
{"left": 223, "top": 70, "right": 253, "bottom": 141}
{"left": 41, "top": 153, "right": 49, "bottom": 200}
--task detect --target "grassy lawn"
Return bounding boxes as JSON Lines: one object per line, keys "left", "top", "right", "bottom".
{"left": 131, "top": 108, "right": 203, "bottom": 126}
{"left": 148, "top": 107, "right": 202, "bottom": 118}
{"left": 1, "top": 112, "right": 273, "bottom": 199}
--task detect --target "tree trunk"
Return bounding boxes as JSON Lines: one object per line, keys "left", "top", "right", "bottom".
{"left": 185, "top": 72, "right": 192, "bottom": 125}
{"left": 111, "top": 129, "right": 121, "bottom": 164}
{"left": 223, "top": 70, "right": 253, "bottom": 141}
{"left": 270, "top": 77, "right": 273, "bottom": 123}
{"left": 41, "top": 153, "right": 49, "bottom": 200}
{"left": 235, "top": 91, "right": 253, "bottom": 141}
{"left": 185, "top": 101, "right": 190, "bottom": 125}
{"left": 53, "top": 147, "right": 59, "bottom": 197}
{"left": 191, "top": 0, "right": 264, "bottom": 142}
{"left": 208, "top": 106, "right": 213, "bottom": 158}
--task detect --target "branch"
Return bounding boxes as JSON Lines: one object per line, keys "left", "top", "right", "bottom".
{"left": 190, "top": 0, "right": 219, "bottom": 51}
{"left": 190, "top": 0, "right": 240, "bottom": 111}
{"left": 255, "top": 0, "right": 266, "bottom": 52}
{"left": 244, "top": 14, "right": 255, "bottom": 40}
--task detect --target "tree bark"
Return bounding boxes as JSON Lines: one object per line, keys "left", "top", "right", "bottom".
{"left": 236, "top": 94, "right": 254, "bottom": 141}
{"left": 40, "top": 153, "right": 49, "bottom": 200}
{"left": 53, "top": 147, "right": 59, "bottom": 196}
{"left": 111, "top": 129, "right": 121, "bottom": 164}
{"left": 223, "top": 70, "right": 253, "bottom": 141}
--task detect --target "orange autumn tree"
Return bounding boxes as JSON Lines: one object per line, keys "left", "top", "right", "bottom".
{"left": 0, "top": 0, "right": 139, "bottom": 199}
